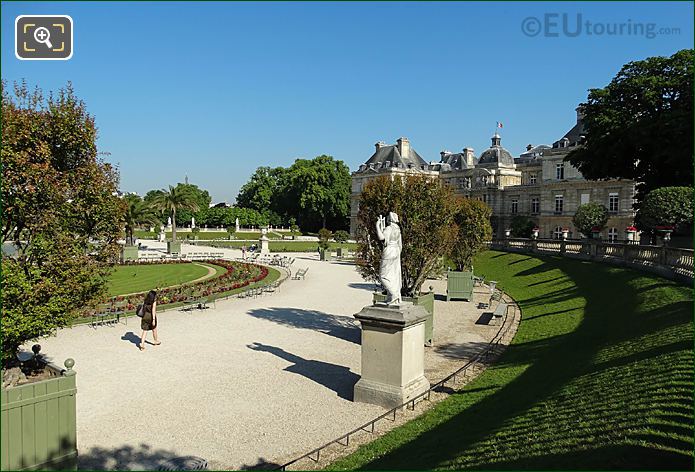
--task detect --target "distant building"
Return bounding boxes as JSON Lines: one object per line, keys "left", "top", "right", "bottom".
{"left": 350, "top": 109, "right": 636, "bottom": 241}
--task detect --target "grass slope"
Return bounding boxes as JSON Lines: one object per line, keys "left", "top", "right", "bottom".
{"left": 107, "top": 263, "right": 210, "bottom": 296}
{"left": 327, "top": 250, "right": 693, "bottom": 470}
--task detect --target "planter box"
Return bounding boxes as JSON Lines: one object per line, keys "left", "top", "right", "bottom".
{"left": 446, "top": 270, "right": 474, "bottom": 301}
{"left": 336, "top": 247, "right": 345, "bottom": 258}
{"left": 319, "top": 249, "right": 329, "bottom": 261}
{"left": 372, "top": 292, "right": 435, "bottom": 346}
{"left": 1, "top": 359, "right": 77, "bottom": 471}
{"left": 167, "top": 240, "right": 182, "bottom": 254}
{"left": 120, "top": 245, "right": 138, "bottom": 263}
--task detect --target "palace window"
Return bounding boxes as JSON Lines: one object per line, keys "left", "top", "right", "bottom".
{"left": 580, "top": 193, "right": 590, "bottom": 205}
{"left": 556, "top": 163, "right": 564, "bottom": 180}
{"left": 482, "top": 194, "right": 489, "bottom": 204}
{"left": 531, "top": 197, "right": 540, "bottom": 214}
{"left": 511, "top": 198, "right": 518, "bottom": 214}
{"left": 609, "top": 193, "right": 619, "bottom": 213}
{"left": 529, "top": 173, "right": 537, "bottom": 185}
{"left": 555, "top": 195, "right": 564, "bottom": 214}
{"left": 553, "top": 226, "right": 564, "bottom": 240}
{"left": 608, "top": 227, "right": 618, "bottom": 242}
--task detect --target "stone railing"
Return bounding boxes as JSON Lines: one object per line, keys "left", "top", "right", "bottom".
{"left": 490, "top": 238, "right": 693, "bottom": 284}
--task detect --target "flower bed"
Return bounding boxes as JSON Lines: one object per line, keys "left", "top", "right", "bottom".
{"left": 84, "top": 260, "right": 268, "bottom": 315}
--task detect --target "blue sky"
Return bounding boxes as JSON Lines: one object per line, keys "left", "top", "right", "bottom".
{"left": 2, "top": 1, "right": 693, "bottom": 203}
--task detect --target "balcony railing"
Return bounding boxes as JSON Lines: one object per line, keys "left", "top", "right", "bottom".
{"left": 490, "top": 238, "right": 693, "bottom": 284}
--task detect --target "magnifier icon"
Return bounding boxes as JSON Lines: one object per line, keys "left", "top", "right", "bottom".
{"left": 33, "top": 27, "right": 53, "bottom": 49}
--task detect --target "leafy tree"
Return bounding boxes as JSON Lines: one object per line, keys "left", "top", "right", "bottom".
{"left": 334, "top": 230, "right": 350, "bottom": 244}
{"left": 449, "top": 198, "right": 493, "bottom": 271}
{"left": 150, "top": 185, "right": 200, "bottom": 242}
{"left": 1, "top": 81, "right": 124, "bottom": 365}
{"left": 226, "top": 226, "right": 236, "bottom": 240}
{"left": 573, "top": 202, "right": 609, "bottom": 237}
{"left": 290, "top": 223, "right": 300, "bottom": 240}
{"left": 636, "top": 186, "right": 693, "bottom": 233}
{"left": 173, "top": 183, "right": 211, "bottom": 226}
{"left": 281, "top": 155, "right": 350, "bottom": 231}
{"left": 510, "top": 215, "right": 536, "bottom": 238}
{"left": 356, "top": 175, "right": 457, "bottom": 296}
{"left": 318, "top": 228, "right": 332, "bottom": 251}
{"left": 191, "top": 227, "right": 201, "bottom": 239}
{"left": 236, "top": 166, "right": 286, "bottom": 212}
{"left": 123, "top": 194, "right": 159, "bottom": 245}
{"left": 567, "top": 49, "right": 693, "bottom": 204}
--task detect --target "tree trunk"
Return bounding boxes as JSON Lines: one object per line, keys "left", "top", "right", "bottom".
{"left": 172, "top": 209, "right": 177, "bottom": 242}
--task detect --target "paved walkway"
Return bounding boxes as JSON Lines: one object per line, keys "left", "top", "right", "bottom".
{"left": 33, "top": 243, "right": 511, "bottom": 470}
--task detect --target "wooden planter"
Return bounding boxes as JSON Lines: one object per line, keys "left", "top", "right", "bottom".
{"left": 120, "top": 245, "right": 138, "bottom": 263}
{"left": 372, "top": 291, "right": 435, "bottom": 346}
{"left": 319, "top": 248, "right": 329, "bottom": 261}
{"left": 446, "top": 270, "right": 474, "bottom": 301}
{"left": 1, "top": 359, "right": 77, "bottom": 471}
{"left": 167, "top": 240, "right": 182, "bottom": 254}
{"left": 336, "top": 247, "right": 345, "bottom": 258}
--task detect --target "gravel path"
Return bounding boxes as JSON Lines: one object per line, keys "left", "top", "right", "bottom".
{"left": 32, "top": 243, "right": 514, "bottom": 470}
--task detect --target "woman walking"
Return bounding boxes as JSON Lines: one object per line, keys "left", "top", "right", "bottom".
{"left": 138, "top": 290, "right": 161, "bottom": 351}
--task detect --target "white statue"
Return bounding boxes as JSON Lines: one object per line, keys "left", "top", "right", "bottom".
{"left": 191, "top": 217, "right": 196, "bottom": 229}
{"left": 167, "top": 216, "right": 172, "bottom": 228}
{"left": 235, "top": 217, "right": 240, "bottom": 230}
{"left": 376, "top": 211, "right": 402, "bottom": 305}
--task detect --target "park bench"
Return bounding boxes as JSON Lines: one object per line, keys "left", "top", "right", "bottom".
{"left": 263, "top": 281, "right": 280, "bottom": 294}
{"left": 292, "top": 267, "right": 309, "bottom": 280}
{"left": 181, "top": 297, "right": 213, "bottom": 312}
{"left": 488, "top": 290, "right": 507, "bottom": 326}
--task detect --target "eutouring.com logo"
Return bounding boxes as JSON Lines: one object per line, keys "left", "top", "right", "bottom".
{"left": 521, "top": 13, "right": 681, "bottom": 39}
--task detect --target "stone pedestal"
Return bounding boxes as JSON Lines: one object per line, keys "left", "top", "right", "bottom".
{"left": 353, "top": 303, "right": 430, "bottom": 409}
{"left": 259, "top": 235, "right": 270, "bottom": 254}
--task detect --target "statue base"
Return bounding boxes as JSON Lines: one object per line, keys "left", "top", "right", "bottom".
{"left": 353, "top": 303, "right": 430, "bottom": 409}
{"left": 259, "top": 235, "right": 270, "bottom": 254}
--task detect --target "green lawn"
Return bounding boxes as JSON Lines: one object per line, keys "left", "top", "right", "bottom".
{"left": 107, "top": 262, "right": 213, "bottom": 296}
{"left": 196, "top": 240, "right": 357, "bottom": 252}
{"left": 327, "top": 250, "right": 693, "bottom": 470}
{"left": 133, "top": 230, "right": 288, "bottom": 240}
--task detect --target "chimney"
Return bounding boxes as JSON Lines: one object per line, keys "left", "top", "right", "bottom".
{"left": 526, "top": 144, "right": 533, "bottom": 151}
{"left": 576, "top": 106, "right": 584, "bottom": 123}
{"left": 440, "top": 150, "right": 449, "bottom": 161}
{"left": 375, "top": 141, "right": 386, "bottom": 152}
{"left": 463, "top": 147, "right": 475, "bottom": 167}
{"left": 397, "top": 137, "right": 410, "bottom": 157}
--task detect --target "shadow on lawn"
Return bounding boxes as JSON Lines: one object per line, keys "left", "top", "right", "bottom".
{"left": 343, "top": 252, "right": 693, "bottom": 471}
{"left": 247, "top": 307, "right": 360, "bottom": 344}
{"left": 78, "top": 443, "right": 199, "bottom": 470}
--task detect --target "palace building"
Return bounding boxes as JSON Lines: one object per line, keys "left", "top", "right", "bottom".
{"left": 350, "top": 110, "right": 637, "bottom": 240}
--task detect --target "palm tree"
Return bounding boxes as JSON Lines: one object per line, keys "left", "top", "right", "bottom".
{"left": 151, "top": 185, "right": 199, "bottom": 242}
{"left": 124, "top": 195, "right": 159, "bottom": 245}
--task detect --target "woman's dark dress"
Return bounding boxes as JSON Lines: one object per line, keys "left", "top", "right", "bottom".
{"left": 141, "top": 303, "right": 156, "bottom": 331}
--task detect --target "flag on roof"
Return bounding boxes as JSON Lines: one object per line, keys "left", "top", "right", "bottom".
{"left": 496, "top": 122, "right": 504, "bottom": 128}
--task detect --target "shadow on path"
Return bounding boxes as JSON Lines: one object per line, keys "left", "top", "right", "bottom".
{"left": 247, "top": 307, "right": 360, "bottom": 344}
{"left": 248, "top": 342, "right": 358, "bottom": 400}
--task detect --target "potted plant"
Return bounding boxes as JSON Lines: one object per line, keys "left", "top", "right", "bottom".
{"left": 333, "top": 230, "right": 350, "bottom": 257}
{"left": 355, "top": 175, "right": 459, "bottom": 346}
{"left": 504, "top": 228, "right": 512, "bottom": 238}
{"left": 531, "top": 227, "right": 540, "bottom": 239}
{"left": 318, "top": 228, "right": 332, "bottom": 261}
{"left": 591, "top": 226, "right": 602, "bottom": 239}
{"left": 625, "top": 225, "right": 638, "bottom": 242}
{"left": 226, "top": 225, "right": 236, "bottom": 240}
{"left": 447, "top": 197, "right": 492, "bottom": 302}
{"left": 573, "top": 202, "right": 608, "bottom": 240}
{"left": 561, "top": 227, "right": 570, "bottom": 240}
{"left": 655, "top": 225, "right": 674, "bottom": 245}
{"left": 191, "top": 226, "right": 201, "bottom": 240}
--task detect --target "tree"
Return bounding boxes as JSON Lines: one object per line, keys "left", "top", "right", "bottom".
{"left": 318, "top": 228, "right": 332, "bottom": 251}
{"left": 226, "top": 226, "right": 236, "bottom": 240}
{"left": 573, "top": 202, "right": 609, "bottom": 237}
{"left": 173, "top": 183, "right": 211, "bottom": 226}
{"left": 282, "top": 155, "right": 351, "bottom": 231}
{"left": 1, "top": 81, "right": 125, "bottom": 365}
{"left": 150, "top": 185, "right": 200, "bottom": 242}
{"left": 449, "top": 198, "right": 493, "bottom": 271}
{"left": 567, "top": 49, "right": 693, "bottom": 204}
{"left": 356, "top": 175, "right": 457, "bottom": 296}
{"left": 123, "top": 194, "right": 159, "bottom": 245}
{"left": 510, "top": 215, "right": 536, "bottom": 238}
{"left": 334, "top": 230, "right": 350, "bottom": 244}
{"left": 636, "top": 186, "right": 693, "bottom": 233}
{"left": 236, "top": 166, "right": 285, "bottom": 213}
